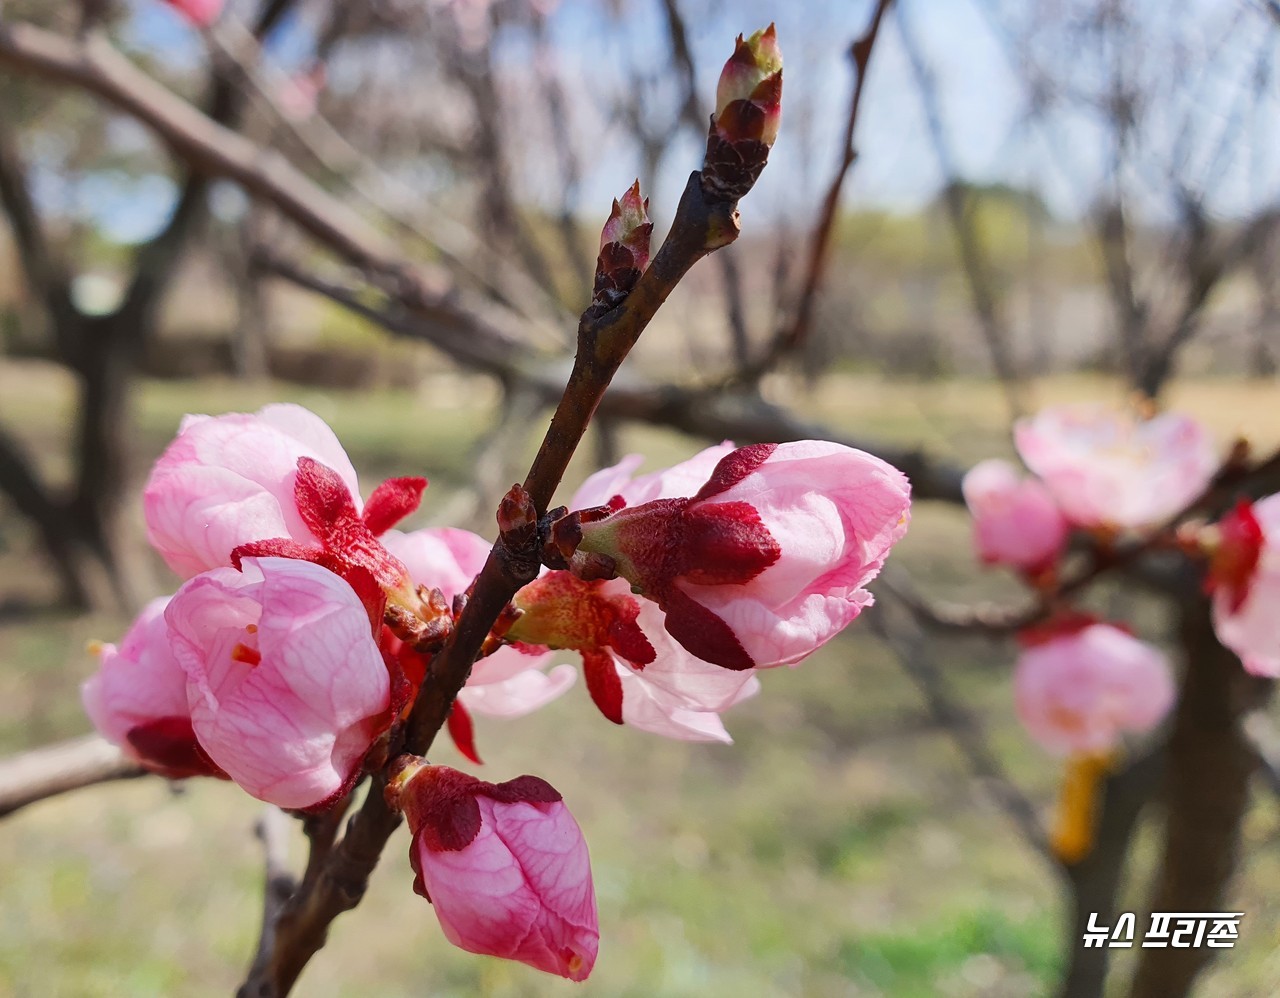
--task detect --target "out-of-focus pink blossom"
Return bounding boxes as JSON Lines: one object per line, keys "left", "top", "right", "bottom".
{"left": 144, "top": 404, "right": 362, "bottom": 579}
{"left": 1211, "top": 494, "right": 1280, "bottom": 676}
{"left": 574, "top": 441, "right": 911, "bottom": 671}
{"left": 962, "top": 459, "right": 1069, "bottom": 573}
{"left": 163, "top": 0, "right": 222, "bottom": 27}
{"left": 165, "top": 557, "right": 391, "bottom": 810}
{"left": 1014, "top": 621, "right": 1175, "bottom": 755}
{"left": 1014, "top": 403, "right": 1217, "bottom": 530}
{"left": 82, "top": 597, "right": 223, "bottom": 780}
{"left": 389, "top": 762, "right": 598, "bottom": 981}
{"left": 381, "top": 528, "right": 573, "bottom": 719}
{"left": 276, "top": 65, "right": 327, "bottom": 121}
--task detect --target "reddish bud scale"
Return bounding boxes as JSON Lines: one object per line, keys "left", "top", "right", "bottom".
{"left": 587, "top": 181, "right": 652, "bottom": 319}
{"left": 703, "top": 25, "right": 782, "bottom": 203}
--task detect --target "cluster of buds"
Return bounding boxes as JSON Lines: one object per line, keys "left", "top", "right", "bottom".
{"left": 702, "top": 24, "right": 783, "bottom": 202}
{"left": 82, "top": 398, "right": 915, "bottom": 976}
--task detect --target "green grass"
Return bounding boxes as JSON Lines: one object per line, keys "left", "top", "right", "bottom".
{"left": 3, "top": 364, "right": 1280, "bottom": 996}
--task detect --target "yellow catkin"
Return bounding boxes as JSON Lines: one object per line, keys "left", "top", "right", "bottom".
{"left": 1050, "top": 751, "right": 1116, "bottom": 864}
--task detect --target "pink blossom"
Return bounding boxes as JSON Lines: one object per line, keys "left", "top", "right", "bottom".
{"left": 144, "top": 404, "right": 362, "bottom": 579}
{"left": 163, "top": 0, "right": 223, "bottom": 28}
{"left": 573, "top": 441, "right": 911, "bottom": 670}
{"left": 390, "top": 762, "right": 598, "bottom": 980}
{"left": 380, "top": 528, "right": 573, "bottom": 718}
{"left": 164, "top": 557, "right": 391, "bottom": 809}
{"left": 1014, "top": 403, "right": 1217, "bottom": 530}
{"left": 81, "top": 597, "right": 223, "bottom": 780}
{"left": 1014, "top": 621, "right": 1175, "bottom": 755}
{"left": 962, "top": 459, "right": 1069, "bottom": 573}
{"left": 1211, "top": 494, "right": 1280, "bottom": 677}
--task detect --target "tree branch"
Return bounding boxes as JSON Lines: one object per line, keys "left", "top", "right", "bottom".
{"left": 895, "top": 4, "right": 1026, "bottom": 418}
{"left": 728, "top": 0, "right": 894, "bottom": 386}
{"left": 0, "top": 735, "right": 145, "bottom": 819}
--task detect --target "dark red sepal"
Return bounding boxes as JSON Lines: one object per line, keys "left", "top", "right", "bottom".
{"left": 403, "top": 766, "right": 562, "bottom": 852}
{"left": 447, "top": 700, "right": 482, "bottom": 765}
{"left": 582, "top": 650, "right": 625, "bottom": 724}
{"left": 694, "top": 443, "right": 777, "bottom": 500}
{"left": 661, "top": 586, "right": 756, "bottom": 670}
{"left": 231, "top": 537, "right": 329, "bottom": 571}
{"left": 363, "top": 476, "right": 428, "bottom": 536}
{"left": 678, "top": 500, "right": 780, "bottom": 585}
{"left": 127, "top": 717, "right": 228, "bottom": 780}
{"left": 294, "top": 457, "right": 409, "bottom": 588}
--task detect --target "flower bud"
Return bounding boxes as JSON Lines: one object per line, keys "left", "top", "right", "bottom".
{"left": 962, "top": 459, "right": 1068, "bottom": 575}
{"left": 587, "top": 181, "right": 652, "bottom": 319}
{"left": 703, "top": 25, "right": 783, "bottom": 202}
{"left": 143, "top": 404, "right": 364, "bottom": 580}
{"left": 387, "top": 761, "right": 599, "bottom": 981}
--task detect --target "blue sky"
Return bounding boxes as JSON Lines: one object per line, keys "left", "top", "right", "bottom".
{"left": 101, "top": 0, "right": 1280, "bottom": 244}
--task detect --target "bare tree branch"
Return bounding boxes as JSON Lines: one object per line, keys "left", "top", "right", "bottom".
{"left": 895, "top": 3, "right": 1027, "bottom": 418}
{"left": 0, "top": 735, "right": 145, "bottom": 818}
{"left": 730, "top": 0, "right": 894, "bottom": 386}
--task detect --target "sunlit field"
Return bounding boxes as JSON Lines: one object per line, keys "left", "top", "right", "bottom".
{"left": 3, "top": 362, "right": 1280, "bottom": 997}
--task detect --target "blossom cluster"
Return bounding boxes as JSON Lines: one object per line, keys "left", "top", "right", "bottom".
{"left": 961, "top": 402, "right": 1277, "bottom": 757}
{"left": 82, "top": 403, "right": 911, "bottom": 979}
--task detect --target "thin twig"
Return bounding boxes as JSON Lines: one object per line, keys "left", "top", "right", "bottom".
{"left": 0, "top": 735, "right": 146, "bottom": 818}
{"left": 895, "top": 3, "right": 1027, "bottom": 419}
{"left": 725, "top": 0, "right": 895, "bottom": 387}
{"left": 888, "top": 443, "right": 1280, "bottom": 635}
{"left": 240, "top": 170, "right": 746, "bottom": 997}
{"left": 240, "top": 807, "right": 299, "bottom": 998}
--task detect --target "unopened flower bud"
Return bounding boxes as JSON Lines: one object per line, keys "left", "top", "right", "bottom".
{"left": 703, "top": 25, "right": 783, "bottom": 202}
{"left": 588, "top": 181, "right": 652, "bottom": 319}
{"left": 387, "top": 761, "right": 599, "bottom": 981}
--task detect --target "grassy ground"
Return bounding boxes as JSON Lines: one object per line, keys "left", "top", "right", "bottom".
{"left": 1, "top": 361, "right": 1279, "bottom": 997}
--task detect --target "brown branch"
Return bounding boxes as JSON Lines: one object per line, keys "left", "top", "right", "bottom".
{"left": 1130, "top": 597, "right": 1272, "bottom": 998}
{"left": 0, "top": 116, "right": 70, "bottom": 322}
{"left": 261, "top": 252, "right": 968, "bottom": 505}
{"left": 728, "top": 0, "right": 894, "bottom": 386}
{"left": 895, "top": 4, "right": 1027, "bottom": 418}
{"left": 0, "top": 735, "right": 146, "bottom": 819}
{"left": 240, "top": 171, "right": 746, "bottom": 997}
{"left": 0, "top": 21, "right": 396, "bottom": 268}
{"left": 240, "top": 807, "right": 298, "bottom": 998}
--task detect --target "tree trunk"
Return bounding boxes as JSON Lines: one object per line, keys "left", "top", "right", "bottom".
{"left": 1129, "top": 597, "right": 1272, "bottom": 997}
